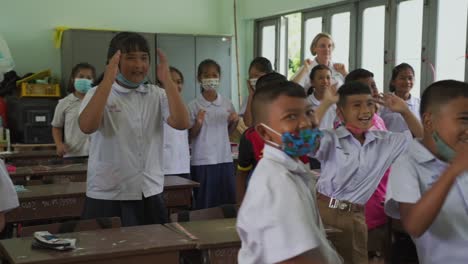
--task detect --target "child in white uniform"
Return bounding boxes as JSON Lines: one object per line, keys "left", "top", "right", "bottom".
{"left": 162, "top": 66, "right": 190, "bottom": 179}
{"left": 385, "top": 80, "right": 468, "bottom": 264}
{"left": 237, "top": 80, "right": 342, "bottom": 264}
{"left": 188, "top": 59, "right": 238, "bottom": 209}
{"left": 52, "top": 63, "right": 95, "bottom": 159}
{"left": 79, "top": 32, "right": 189, "bottom": 226}
{"left": 0, "top": 159, "right": 19, "bottom": 233}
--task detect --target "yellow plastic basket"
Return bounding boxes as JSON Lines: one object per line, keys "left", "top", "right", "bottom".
{"left": 20, "top": 83, "right": 61, "bottom": 98}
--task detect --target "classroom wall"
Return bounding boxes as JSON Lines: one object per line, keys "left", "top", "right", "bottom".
{"left": 0, "top": 0, "right": 345, "bottom": 109}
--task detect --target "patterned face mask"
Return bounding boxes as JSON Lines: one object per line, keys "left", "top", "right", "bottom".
{"left": 261, "top": 123, "right": 323, "bottom": 157}
{"left": 201, "top": 78, "right": 220, "bottom": 91}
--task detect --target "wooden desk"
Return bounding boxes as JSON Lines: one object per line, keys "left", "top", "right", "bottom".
{"left": 0, "top": 224, "right": 195, "bottom": 264}
{"left": 10, "top": 164, "right": 87, "bottom": 185}
{"left": 6, "top": 182, "right": 86, "bottom": 224}
{"left": 163, "top": 176, "right": 199, "bottom": 212}
{"left": 6, "top": 177, "right": 199, "bottom": 224}
{"left": 0, "top": 150, "right": 63, "bottom": 166}
{"left": 166, "top": 218, "right": 240, "bottom": 264}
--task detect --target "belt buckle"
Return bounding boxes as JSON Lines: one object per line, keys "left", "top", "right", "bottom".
{"left": 328, "top": 197, "right": 339, "bottom": 209}
{"left": 338, "top": 201, "right": 351, "bottom": 212}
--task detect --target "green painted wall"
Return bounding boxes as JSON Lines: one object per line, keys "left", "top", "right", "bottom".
{"left": 0, "top": 0, "right": 344, "bottom": 107}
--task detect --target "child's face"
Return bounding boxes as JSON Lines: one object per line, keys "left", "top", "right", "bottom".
{"left": 311, "top": 69, "right": 331, "bottom": 94}
{"left": 313, "top": 37, "right": 333, "bottom": 59}
{"left": 198, "top": 65, "right": 220, "bottom": 82}
{"left": 75, "top": 68, "right": 94, "bottom": 81}
{"left": 170, "top": 71, "right": 183, "bottom": 93}
{"left": 425, "top": 97, "right": 468, "bottom": 151}
{"left": 248, "top": 67, "right": 266, "bottom": 79}
{"left": 259, "top": 95, "right": 316, "bottom": 146}
{"left": 392, "top": 69, "right": 414, "bottom": 95}
{"left": 356, "top": 77, "right": 379, "bottom": 98}
{"left": 119, "top": 51, "right": 149, "bottom": 83}
{"left": 339, "top": 94, "right": 376, "bottom": 130}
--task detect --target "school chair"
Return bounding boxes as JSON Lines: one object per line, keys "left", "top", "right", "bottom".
{"left": 19, "top": 217, "right": 121, "bottom": 237}
{"left": 169, "top": 204, "right": 238, "bottom": 223}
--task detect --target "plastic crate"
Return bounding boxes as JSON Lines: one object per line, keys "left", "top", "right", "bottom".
{"left": 20, "top": 83, "right": 61, "bottom": 98}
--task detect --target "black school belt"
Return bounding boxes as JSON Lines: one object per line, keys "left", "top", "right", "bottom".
{"left": 317, "top": 193, "right": 365, "bottom": 213}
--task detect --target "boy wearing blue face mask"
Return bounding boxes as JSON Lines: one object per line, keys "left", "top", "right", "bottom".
{"left": 52, "top": 63, "right": 95, "bottom": 158}
{"left": 237, "top": 80, "right": 343, "bottom": 264}
{"left": 385, "top": 80, "right": 468, "bottom": 264}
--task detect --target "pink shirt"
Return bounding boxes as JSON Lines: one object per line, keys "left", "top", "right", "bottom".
{"left": 366, "top": 114, "right": 390, "bottom": 230}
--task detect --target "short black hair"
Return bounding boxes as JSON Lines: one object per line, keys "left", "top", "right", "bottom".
{"left": 252, "top": 80, "right": 306, "bottom": 125}
{"left": 197, "top": 59, "right": 221, "bottom": 78}
{"left": 309, "top": 64, "right": 331, "bottom": 81}
{"left": 249, "top": 57, "right": 273, "bottom": 74}
{"left": 390, "top": 63, "right": 414, "bottom": 92}
{"left": 169, "top": 66, "right": 184, "bottom": 83}
{"left": 255, "top": 72, "right": 287, "bottom": 90}
{"left": 420, "top": 80, "right": 468, "bottom": 117}
{"left": 337, "top": 81, "right": 372, "bottom": 106}
{"left": 345, "top": 68, "right": 374, "bottom": 83}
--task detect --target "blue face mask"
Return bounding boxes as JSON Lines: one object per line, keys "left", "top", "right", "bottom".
{"left": 116, "top": 72, "right": 147, "bottom": 88}
{"left": 74, "top": 78, "right": 93, "bottom": 93}
{"left": 433, "top": 132, "right": 456, "bottom": 162}
{"left": 262, "top": 124, "right": 323, "bottom": 157}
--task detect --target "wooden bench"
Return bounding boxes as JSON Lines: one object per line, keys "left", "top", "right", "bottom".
{"left": 0, "top": 224, "right": 196, "bottom": 264}
{"left": 0, "top": 150, "right": 63, "bottom": 166}
{"left": 6, "top": 177, "right": 199, "bottom": 225}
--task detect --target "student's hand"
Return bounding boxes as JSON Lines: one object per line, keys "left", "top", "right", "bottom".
{"left": 196, "top": 110, "right": 206, "bottom": 125}
{"left": 228, "top": 111, "right": 239, "bottom": 124}
{"left": 323, "top": 83, "right": 339, "bottom": 104}
{"left": 103, "top": 50, "right": 121, "bottom": 83}
{"left": 246, "top": 79, "right": 255, "bottom": 95}
{"left": 334, "top": 63, "right": 348, "bottom": 76}
{"left": 376, "top": 93, "right": 410, "bottom": 114}
{"left": 56, "top": 143, "right": 69, "bottom": 157}
{"left": 156, "top": 48, "right": 172, "bottom": 86}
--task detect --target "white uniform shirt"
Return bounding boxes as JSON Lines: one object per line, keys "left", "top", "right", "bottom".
{"left": 51, "top": 93, "right": 89, "bottom": 157}
{"left": 307, "top": 93, "right": 337, "bottom": 129}
{"left": 237, "top": 145, "right": 342, "bottom": 264}
{"left": 295, "top": 59, "right": 345, "bottom": 91}
{"left": 0, "top": 159, "right": 19, "bottom": 212}
{"left": 311, "top": 126, "right": 412, "bottom": 204}
{"left": 385, "top": 140, "right": 468, "bottom": 264}
{"left": 380, "top": 95, "right": 421, "bottom": 133}
{"left": 79, "top": 83, "right": 169, "bottom": 200}
{"left": 163, "top": 123, "right": 190, "bottom": 175}
{"left": 188, "top": 93, "right": 234, "bottom": 166}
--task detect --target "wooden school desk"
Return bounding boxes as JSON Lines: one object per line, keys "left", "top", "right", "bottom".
{"left": 0, "top": 150, "right": 61, "bottom": 166}
{"left": 9, "top": 164, "right": 87, "bottom": 185}
{"left": 0, "top": 224, "right": 196, "bottom": 264}
{"left": 6, "top": 177, "right": 199, "bottom": 224}
{"left": 166, "top": 218, "right": 240, "bottom": 264}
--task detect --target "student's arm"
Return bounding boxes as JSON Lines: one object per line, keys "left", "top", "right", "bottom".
{"left": 79, "top": 51, "right": 120, "bottom": 134}
{"left": 399, "top": 147, "right": 468, "bottom": 237}
{"left": 379, "top": 94, "right": 423, "bottom": 138}
{"left": 291, "top": 59, "right": 313, "bottom": 86}
{"left": 157, "top": 49, "right": 190, "bottom": 130}
{"left": 236, "top": 133, "right": 255, "bottom": 205}
{"left": 314, "top": 84, "right": 338, "bottom": 125}
{"left": 236, "top": 170, "right": 250, "bottom": 205}
{"left": 228, "top": 111, "right": 239, "bottom": 136}
{"left": 52, "top": 127, "right": 68, "bottom": 157}
{"left": 243, "top": 80, "right": 255, "bottom": 127}
{"left": 189, "top": 110, "right": 205, "bottom": 139}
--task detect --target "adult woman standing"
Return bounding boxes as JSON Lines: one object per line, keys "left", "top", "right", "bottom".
{"left": 292, "top": 32, "right": 348, "bottom": 92}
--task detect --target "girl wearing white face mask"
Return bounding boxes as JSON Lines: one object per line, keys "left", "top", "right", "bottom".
{"left": 51, "top": 63, "right": 95, "bottom": 159}
{"left": 188, "top": 59, "right": 239, "bottom": 209}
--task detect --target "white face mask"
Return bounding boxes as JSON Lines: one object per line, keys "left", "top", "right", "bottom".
{"left": 249, "top": 78, "right": 258, "bottom": 88}
{"left": 201, "top": 78, "right": 220, "bottom": 91}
